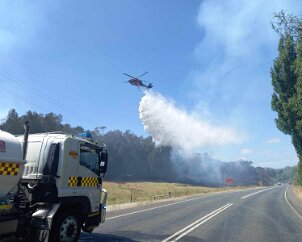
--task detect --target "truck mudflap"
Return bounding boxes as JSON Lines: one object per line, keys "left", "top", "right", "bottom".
{"left": 30, "top": 204, "right": 60, "bottom": 242}
{"left": 100, "top": 188, "right": 108, "bottom": 223}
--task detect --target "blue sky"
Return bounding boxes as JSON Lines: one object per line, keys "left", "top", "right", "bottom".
{"left": 0, "top": 0, "right": 302, "bottom": 168}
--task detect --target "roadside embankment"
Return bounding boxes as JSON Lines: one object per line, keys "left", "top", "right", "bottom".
{"left": 285, "top": 185, "right": 302, "bottom": 221}
{"left": 294, "top": 185, "right": 302, "bottom": 201}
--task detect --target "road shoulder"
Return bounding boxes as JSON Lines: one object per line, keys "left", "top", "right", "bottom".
{"left": 285, "top": 185, "right": 302, "bottom": 220}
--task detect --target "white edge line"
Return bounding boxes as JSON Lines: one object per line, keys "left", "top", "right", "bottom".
{"left": 241, "top": 187, "right": 277, "bottom": 199}
{"left": 107, "top": 187, "right": 261, "bottom": 220}
{"left": 284, "top": 185, "right": 302, "bottom": 221}
{"left": 161, "top": 203, "right": 231, "bottom": 242}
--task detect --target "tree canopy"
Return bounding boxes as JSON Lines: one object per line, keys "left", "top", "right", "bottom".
{"left": 271, "top": 11, "right": 302, "bottom": 183}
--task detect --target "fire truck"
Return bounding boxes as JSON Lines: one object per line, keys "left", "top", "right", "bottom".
{"left": 0, "top": 122, "right": 108, "bottom": 242}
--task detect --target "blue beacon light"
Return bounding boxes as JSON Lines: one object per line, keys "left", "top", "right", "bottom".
{"left": 78, "top": 132, "right": 93, "bottom": 140}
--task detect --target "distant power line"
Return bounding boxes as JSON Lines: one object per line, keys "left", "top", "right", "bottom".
{"left": 0, "top": 68, "right": 103, "bottom": 128}
{"left": 0, "top": 83, "right": 46, "bottom": 111}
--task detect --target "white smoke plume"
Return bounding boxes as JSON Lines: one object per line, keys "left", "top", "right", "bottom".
{"left": 139, "top": 91, "right": 242, "bottom": 155}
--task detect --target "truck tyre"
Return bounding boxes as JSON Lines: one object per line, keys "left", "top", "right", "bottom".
{"left": 49, "top": 209, "right": 82, "bottom": 242}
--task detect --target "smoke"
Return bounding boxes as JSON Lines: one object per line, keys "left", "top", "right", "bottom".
{"left": 139, "top": 91, "right": 244, "bottom": 184}
{"left": 139, "top": 91, "right": 242, "bottom": 156}
{"left": 171, "top": 152, "right": 224, "bottom": 185}
{"left": 193, "top": 0, "right": 302, "bottom": 168}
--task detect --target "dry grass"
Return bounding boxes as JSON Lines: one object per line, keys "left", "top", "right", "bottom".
{"left": 103, "top": 181, "right": 255, "bottom": 205}
{"left": 294, "top": 186, "right": 302, "bottom": 201}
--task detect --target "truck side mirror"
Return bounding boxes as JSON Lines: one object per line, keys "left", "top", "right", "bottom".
{"left": 100, "top": 150, "right": 108, "bottom": 176}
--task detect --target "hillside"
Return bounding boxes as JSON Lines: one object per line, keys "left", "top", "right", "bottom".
{"left": 0, "top": 109, "right": 297, "bottom": 186}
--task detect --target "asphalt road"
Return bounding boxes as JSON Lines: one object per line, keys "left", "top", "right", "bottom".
{"left": 79, "top": 185, "right": 302, "bottom": 242}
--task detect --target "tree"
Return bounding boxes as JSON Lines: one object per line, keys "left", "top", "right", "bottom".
{"left": 272, "top": 10, "right": 302, "bottom": 38}
{"left": 0, "top": 109, "right": 84, "bottom": 135}
{"left": 0, "top": 109, "right": 23, "bottom": 134}
{"left": 271, "top": 11, "right": 302, "bottom": 183}
{"left": 271, "top": 34, "right": 297, "bottom": 134}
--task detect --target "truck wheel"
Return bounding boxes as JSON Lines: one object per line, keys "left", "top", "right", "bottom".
{"left": 50, "top": 209, "right": 82, "bottom": 242}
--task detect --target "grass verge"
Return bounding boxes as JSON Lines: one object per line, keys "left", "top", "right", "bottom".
{"left": 294, "top": 186, "right": 302, "bottom": 201}
{"left": 103, "top": 181, "right": 255, "bottom": 205}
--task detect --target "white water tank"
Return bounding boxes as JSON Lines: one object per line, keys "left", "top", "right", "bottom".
{"left": 0, "top": 130, "right": 26, "bottom": 198}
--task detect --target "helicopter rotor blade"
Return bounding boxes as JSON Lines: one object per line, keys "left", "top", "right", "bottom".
{"left": 137, "top": 72, "right": 148, "bottom": 78}
{"left": 123, "top": 73, "right": 136, "bottom": 78}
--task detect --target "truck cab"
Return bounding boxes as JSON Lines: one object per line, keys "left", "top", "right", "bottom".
{"left": 19, "top": 132, "right": 108, "bottom": 241}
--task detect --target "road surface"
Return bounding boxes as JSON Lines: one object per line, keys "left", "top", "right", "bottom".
{"left": 79, "top": 185, "right": 302, "bottom": 242}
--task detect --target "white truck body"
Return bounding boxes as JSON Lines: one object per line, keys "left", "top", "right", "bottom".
{"left": 20, "top": 133, "right": 104, "bottom": 213}
{"left": 0, "top": 130, "right": 26, "bottom": 198}
{"left": 0, "top": 128, "right": 108, "bottom": 242}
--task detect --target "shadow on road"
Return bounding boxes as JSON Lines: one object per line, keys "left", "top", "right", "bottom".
{"left": 2, "top": 231, "right": 204, "bottom": 242}
{"left": 79, "top": 232, "right": 139, "bottom": 242}
{"left": 79, "top": 231, "right": 204, "bottom": 242}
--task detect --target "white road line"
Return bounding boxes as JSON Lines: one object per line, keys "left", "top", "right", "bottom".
{"left": 241, "top": 187, "right": 277, "bottom": 199}
{"left": 173, "top": 203, "right": 233, "bottom": 242}
{"left": 162, "top": 203, "right": 233, "bottom": 242}
{"left": 107, "top": 194, "right": 217, "bottom": 220}
{"left": 284, "top": 185, "right": 302, "bottom": 221}
{"left": 107, "top": 187, "right": 259, "bottom": 220}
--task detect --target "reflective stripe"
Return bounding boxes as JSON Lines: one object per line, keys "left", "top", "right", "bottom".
{"left": 0, "top": 162, "right": 20, "bottom": 176}
{"left": 68, "top": 176, "right": 78, "bottom": 187}
{"left": 81, "top": 177, "right": 98, "bottom": 186}
{"left": 0, "top": 204, "right": 13, "bottom": 210}
{"left": 68, "top": 177, "right": 99, "bottom": 187}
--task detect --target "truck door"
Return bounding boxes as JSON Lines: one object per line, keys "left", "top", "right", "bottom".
{"left": 77, "top": 143, "right": 102, "bottom": 213}
{"left": 58, "top": 138, "right": 79, "bottom": 196}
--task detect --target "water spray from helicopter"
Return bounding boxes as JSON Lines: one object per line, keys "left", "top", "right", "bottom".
{"left": 138, "top": 90, "right": 244, "bottom": 183}
{"left": 139, "top": 90, "right": 242, "bottom": 156}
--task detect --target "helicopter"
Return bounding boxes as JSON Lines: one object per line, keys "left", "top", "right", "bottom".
{"left": 123, "top": 72, "right": 153, "bottom": 89}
